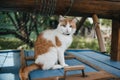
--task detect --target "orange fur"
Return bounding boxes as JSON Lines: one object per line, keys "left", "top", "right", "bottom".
{"left": 19, "top": 63, "right": 42, "bottom": 80}
{"left": 70, "top": 20, "right": 76, "bottom": 29}
{"left": 55, "top": 36, "right": 62, "bottom": 47}
{"left": 60, "top": 18, "right": 76, "bottom": 29}
{"left": 34, "top": 33, "right": 55, "bottom": 59}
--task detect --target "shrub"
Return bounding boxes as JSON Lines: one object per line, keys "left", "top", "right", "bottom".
{"left": 0, "top": 37, "right": 24, "bottom": 50}
{"left": 70, "top": 36, "right": 99, "bottom": 51}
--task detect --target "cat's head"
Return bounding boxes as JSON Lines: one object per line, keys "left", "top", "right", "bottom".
{"left": 57, "top": 15, "right": 77, "bottom": 35}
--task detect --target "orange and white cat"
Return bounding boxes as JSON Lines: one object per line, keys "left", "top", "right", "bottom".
{"left": 19, "top": 15, "right": 77, "bottom": 80}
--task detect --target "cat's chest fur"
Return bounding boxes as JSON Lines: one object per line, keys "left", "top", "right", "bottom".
{"left": 43, "top": 29, "right": 72, "bottom": 49}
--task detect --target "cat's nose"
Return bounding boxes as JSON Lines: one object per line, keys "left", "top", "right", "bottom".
{"left": 66, "top": 30, "right": 69, "bottom": 33}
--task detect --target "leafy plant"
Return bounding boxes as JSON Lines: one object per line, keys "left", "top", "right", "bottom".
{"left": 0, "top": 37, "right": 24, "bottom": 50}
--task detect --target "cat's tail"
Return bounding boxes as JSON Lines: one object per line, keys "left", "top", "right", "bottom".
{"left": 19, "top": 63, "right": 42, "bottom": 80}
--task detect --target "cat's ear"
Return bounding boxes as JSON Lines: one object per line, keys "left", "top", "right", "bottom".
{"left": 59, "top": 15, "right": 65, "bottom": 22}
{"left": 72, "top": 17, "right": 77, "bottom": 23}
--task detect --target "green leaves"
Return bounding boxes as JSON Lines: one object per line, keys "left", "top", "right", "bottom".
{"left": 0, "top": 38, "right": 24, "bottom": 50}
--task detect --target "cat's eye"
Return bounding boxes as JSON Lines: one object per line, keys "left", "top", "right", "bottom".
{"left": 70, "top": 25, "right": 72, "bottom": 28}
{"left": 62, "top": 25, "right": 66, "bottom": 27}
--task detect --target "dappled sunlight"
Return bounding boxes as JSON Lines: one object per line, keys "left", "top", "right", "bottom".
{"left": 2, "top": 52, "right": 15, "bottom": 67}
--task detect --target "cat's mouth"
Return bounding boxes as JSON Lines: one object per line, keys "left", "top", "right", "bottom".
{"left": 63, "top": 33, "right": 70, "bottom": 35}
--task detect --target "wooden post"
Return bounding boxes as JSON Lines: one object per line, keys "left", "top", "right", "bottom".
{"left": 92, "top": 14, "right": 106, "bottom": 52}
{"left": 20, "top": 48, "right": 26, "bottom": 67}
{"left": 111, "top": 18, "right": 120, "bottom": 61}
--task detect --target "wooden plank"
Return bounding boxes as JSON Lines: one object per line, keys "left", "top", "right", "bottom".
{"left": 65, "top": 55, "right": 75, "bottom": 59}
{"left": 34, "top": 71, "right": 117, "bottom": 80}
{"left": 64, "top": 65, "right": 85, "bottom": 79}
{"left": 20, "top": 48, "right": 26, "bottom": 67}
{"left": 111, "top": 18, "right": 120, "bottom": 61}
{"left": 66, "top": 52, "right": 104, "bottom": 71}
{"left": 67, "top": 51, "right": 120, "bottom": 77}
{"left": 0, "top": 0, "right": 120, "bottom": 19}
{"left": 60, "top": 71, "right": 116, "bottom": 80}
{"left": 25, "top": 55, "right": 75, "bottom": 61}
{"left": 64, "top": 65, "right": 85, "bottom": 72}
{"left": 77, "top": 50, "right": 120, "bottom": 69}
{"left": 25, "top": 56, "right": 34, "bottom": 60}
{"left": 92, "top": 14, "right": 106, "bottom": 52}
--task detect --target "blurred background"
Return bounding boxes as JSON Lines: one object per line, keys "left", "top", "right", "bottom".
{"left": 0, "top": 12, "right": 111, "bottom": 53}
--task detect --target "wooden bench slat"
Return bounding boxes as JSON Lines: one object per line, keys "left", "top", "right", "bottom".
{"left": 64, "top": 65, "right": 85, "bottom": 71}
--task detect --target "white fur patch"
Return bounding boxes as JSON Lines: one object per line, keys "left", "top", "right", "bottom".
{"left": 35, "top": 47, "right": 57, "bottom": 70}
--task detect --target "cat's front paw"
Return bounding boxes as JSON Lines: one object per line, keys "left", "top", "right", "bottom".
{"left": 52, "top": 65, "right": 63, "bottom": 69}
{"left": 62, "top": 64, "right": 69, "bottom": 67}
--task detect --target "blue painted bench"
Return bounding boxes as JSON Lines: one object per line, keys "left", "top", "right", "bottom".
{"left": 0, "top": 50, "right": 119, "bottom": 80}
{"left": 67, "top": 50, "right": 120, "bottom": 77}
{"left": 25, "top": 50, "right": 97, "bottom": 79}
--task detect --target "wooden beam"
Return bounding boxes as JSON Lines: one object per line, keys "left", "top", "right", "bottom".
{"left": 111, "top": 18, "right": 120, "bottom": 61}
{"left": 74, "top": 17, "right": 87, "bottom": 35}
{"left": 92, "top": 14, "right": 106, "bottom": 52}
{"left": 0, "top": 0, "right": 120, "bottom": 19}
